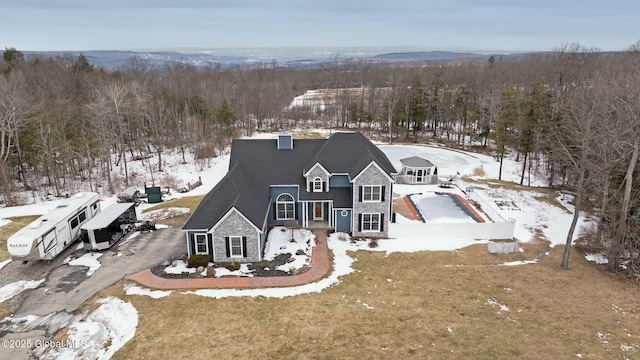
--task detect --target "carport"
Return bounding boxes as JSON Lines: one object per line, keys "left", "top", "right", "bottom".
{"left": 81, "top": 202, "right": 137, "bottom": 250}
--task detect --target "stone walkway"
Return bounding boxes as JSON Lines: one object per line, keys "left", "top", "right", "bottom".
{"left": 126, "top": 230, "right": 330, "bottom": 290}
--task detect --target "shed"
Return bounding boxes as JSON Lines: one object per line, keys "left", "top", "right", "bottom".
{"left": 399, "top": 156, "right": 437, "bottom": 184}
{"left": 81, "top": 202, "right": 137, "bottom": 250}
{"left": 145, "top": 186, "right": 162, "bottom": 204}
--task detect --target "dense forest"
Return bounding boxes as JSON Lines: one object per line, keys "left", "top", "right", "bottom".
{"left": 0, "top": 43, "right": 639, "bottom": 274}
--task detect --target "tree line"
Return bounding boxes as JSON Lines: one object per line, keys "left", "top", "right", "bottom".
{"left": 1, "top": 42, "right": 639, "bottom": 274}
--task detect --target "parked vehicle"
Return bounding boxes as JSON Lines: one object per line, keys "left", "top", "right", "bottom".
{"left": 7, "top": 192, "right": 101, "bottom": 261}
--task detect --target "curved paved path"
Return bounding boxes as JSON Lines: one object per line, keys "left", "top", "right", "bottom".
{"left": 126, "top": 230, "right": 330, "bottom": 290}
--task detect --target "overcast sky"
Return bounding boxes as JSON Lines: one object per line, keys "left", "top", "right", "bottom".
{"left": 1, "top": 0, "right": 638, "bottom": 53}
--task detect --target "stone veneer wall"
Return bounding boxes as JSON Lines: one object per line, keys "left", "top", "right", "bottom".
{"left": 352, "top": 164, "right": 392, "bottom": 238}
{"left": 306, "top": 163, "right": 329, "bottom": 191}
{"left": 212, "top": 210, "right": 261, "bottom": 262}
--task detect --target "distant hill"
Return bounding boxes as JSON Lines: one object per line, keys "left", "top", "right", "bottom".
{"left": 373, "top": 51, "right": 485, "bottom": 62}
{"left": 21, "top": 49, "right": 535, "bottom": 70}
{"left": 23, "top": 50, "right": 251, "bottom": 70}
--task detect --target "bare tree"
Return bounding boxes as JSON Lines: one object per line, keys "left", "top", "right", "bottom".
{"left": 554, "top": 82, "right": 602, "bottom": 269}
{"left": 0, "top": 70, "right": 30, "bottom": 204}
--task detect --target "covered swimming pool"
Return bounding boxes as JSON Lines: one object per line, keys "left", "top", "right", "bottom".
{"left": 406, "top": 192, "right": 485, "bottom": 223}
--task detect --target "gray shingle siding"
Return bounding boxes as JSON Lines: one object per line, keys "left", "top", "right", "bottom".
{"left": 352, "top": 163, "right": 393, "bottom": 237}
{"left": 212, "top": 210, "right": 261, "bottom": 262}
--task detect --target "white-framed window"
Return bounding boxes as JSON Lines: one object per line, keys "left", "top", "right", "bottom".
{"left": 340, "top": 210, "right": 348, "bottom": 217}
{"left": 229, "top": 236, "right": 244, "bottom": 257}
{"left": 194, "top": 233, "right": 208, "bottom": 254}
{"left": 276, "top": 193, "right": 295, "bottom": 220}
{"left": 313, "top": 177, "right": 323, "bottom": 192}
{"left": 362, "top": 213, "right": 381, "bottom": 232}
{"left": 362, "top": 185, "right": 382, "bottom": 202}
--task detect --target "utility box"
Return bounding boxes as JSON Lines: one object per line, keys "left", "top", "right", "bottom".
{"left": 145, "top": 186, "right": 162, "bottom": 204}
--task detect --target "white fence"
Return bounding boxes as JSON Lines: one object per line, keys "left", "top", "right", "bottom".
{"left": 397, "top": 221, "right": 515, "bottom": 240}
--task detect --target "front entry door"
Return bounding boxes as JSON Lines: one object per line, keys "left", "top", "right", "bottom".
{"left": 416, "top": 169, "right": 424, "bottom": 183}
{"left": 314, "top": 202, "right": 323, "bottom": 220}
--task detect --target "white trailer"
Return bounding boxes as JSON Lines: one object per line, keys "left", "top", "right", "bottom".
{"left": 7, "top": 192, "right": 101, "bottom": 261}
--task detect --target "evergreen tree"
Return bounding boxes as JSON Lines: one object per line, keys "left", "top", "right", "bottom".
{"left": 493, "top": 87, "right": 519, "bottom": 180}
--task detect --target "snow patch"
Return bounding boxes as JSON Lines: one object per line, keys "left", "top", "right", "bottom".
{"left": 0, "top": 278, "right": 45, "bottom": 302}
{"left": 124, "top": 284, "right": 172, "bottom": 299}
{"left": 499, "top": 260, "right": 539, "bottom": 266}
{"left": 67, "top": 252, "right": 103, "bottom": 276}
{"left": 264, "top": 227, "right": 315, "bottom": 273}
{"left": 0, "top": 258, "right": 11, "bottom": 271}
{"left": 487, "top": 298, "right": 510, "bottom": 312}
{"left": 125, "top": 231, "right": 141, "bottom": 241}
{"left": 214, "top": 264, "right": 255, "bottom": 278}
{"left": 164, "top": 260, "right": 196, "bottom": 275}
{"left": 585, "top": 253, "right": 608, "bottom": 264}
{"left": 0, "top": 218, "right": 11, "bottom": 228}
{"left": 39, "top": 297, "right": 138, "bottom": 360}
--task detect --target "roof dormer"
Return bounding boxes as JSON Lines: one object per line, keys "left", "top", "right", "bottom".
{"left": 304, "top": 162, "right": 331, "bottom": 192}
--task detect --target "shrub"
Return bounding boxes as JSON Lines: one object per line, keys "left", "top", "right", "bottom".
{"left": 224, "top": 262, "right": 241, "bottom": 271}
{"left": 472, "top": 165, "right": 486, "bottom": 177}
{"left": 187, "top": 254, "right": 211, "bottom": 268}
{"left": 160, "top": 174, "right": 181, "bottom": 190}
{"left": 368, "top": 238, "right": 379, "bottom": 248}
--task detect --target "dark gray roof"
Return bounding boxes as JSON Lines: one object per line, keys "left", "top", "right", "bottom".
{"left": 182, "top": 132, "right": 395, "bottom": 231}
{"left": 400, "top": 156, "right": 435, "bottom": 168}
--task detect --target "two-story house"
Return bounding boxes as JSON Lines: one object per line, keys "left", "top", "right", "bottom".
{"left": 181, "top": 132, "right": 396, "bottom": 263}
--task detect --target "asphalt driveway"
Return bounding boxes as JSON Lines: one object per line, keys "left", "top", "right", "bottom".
{"left": 14, "top": 227, "right": 184, "bottom": 317}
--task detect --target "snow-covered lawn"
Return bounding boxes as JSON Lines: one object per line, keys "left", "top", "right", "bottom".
{"left": 380, "top": 145, "right": 587, "bottom": 249}
{"left": 37, "top": 297, "right": 138, "bottom": 360}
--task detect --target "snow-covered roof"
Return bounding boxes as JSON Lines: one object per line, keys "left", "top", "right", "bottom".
{"left": 400, "top": 156, "right": 435, "bottom": 168}
{"left": 119, "top": 187, "right": 139, "bottom": 198}
{"left": 81, "top": 203, "right": 135, "bottom": 230}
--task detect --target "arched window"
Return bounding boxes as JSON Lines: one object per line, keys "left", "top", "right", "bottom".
{"left": 276, "top": 193, "right": 295, "bottom": 220}
{"left": 313, "top": 177, "right": 323, "bottom": 192}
